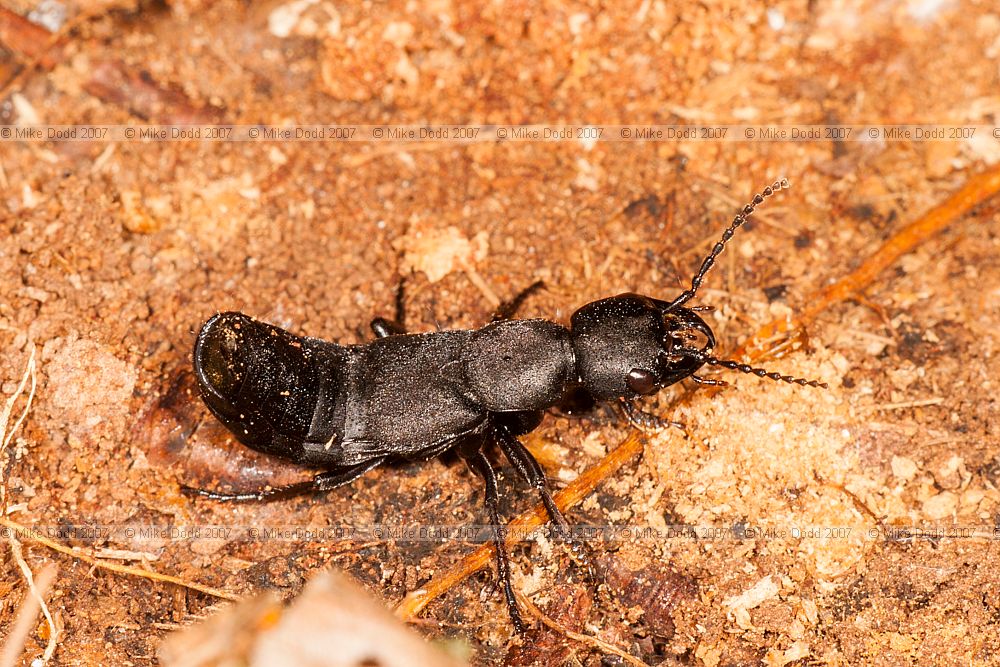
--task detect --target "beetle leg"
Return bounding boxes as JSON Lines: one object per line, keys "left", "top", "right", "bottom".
{"left": 181, "top": 457, "right": 386, "bottom": 502}
{"left": 369, "top": 317, "right": 406, "bottom": 338}
{"left": 493, "top": 423, "right": 596, "bottom": 577}
{"left": 690, "top": 374, "right": 729, "bottom": 387}
{"left": 619, "top": 398, "right": 687, "bottom": 435}
{"left": 460, "top": 448, "right": 528, "bottom": 634}
{"left": 492, "top": 423, "right": 570, "bottom": 535}
{"left": 370, "top": 280, "right": 408, "bottom": 337}
{"left": 493, "top": 409, "right": 543, "bottom": 437}
{"left": 491, "top": 280, "right": 544, "bottom": 321}
{"left": 375, "top": 278, "right": 541, "bottom": 333}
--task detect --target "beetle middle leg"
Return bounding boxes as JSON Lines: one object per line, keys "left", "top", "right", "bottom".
{"left": 181, "top": 457, "right": 386, "bottom": 502}
{"left": 370, "top": 317, "right": 406, "bottom": 338}
{"left": 372, "top": 280, "right": 542, "bottom": 336}
{"left": 491, "top": 416, "right": 595, "bottom": 577}
{"left": 491, "top": 421, "right": 570, "bottom": 535}
{"left": 458, "top": 443, "right": 528, "bottom": 633}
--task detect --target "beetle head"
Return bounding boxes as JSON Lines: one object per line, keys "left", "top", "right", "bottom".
{"left": 569, "top": 178, "right": 827, "bottom": 399}
{"left": 569, "top": 293, "right": 716, "bottom": 400}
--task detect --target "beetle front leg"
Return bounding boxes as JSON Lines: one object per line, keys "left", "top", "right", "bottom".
{"left": 460, "top": 447, "right": 528, "bottom": 634}
{"left": 690, "top": 375, "right": 728, "bottom": 387}
{"left": 181, "top": 457, "right": 386, "bottom": 502}
{"left": 618, "top": 398, "right": 687, "bottom": 434}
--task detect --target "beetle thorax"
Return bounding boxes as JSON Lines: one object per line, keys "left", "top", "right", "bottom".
{"left": 460, "top": 319, "right": 576, "bottom": 412}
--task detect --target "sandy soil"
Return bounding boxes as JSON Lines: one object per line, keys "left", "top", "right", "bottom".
{"left": 1, "top": 0, "right": 1000, "bottom": 665}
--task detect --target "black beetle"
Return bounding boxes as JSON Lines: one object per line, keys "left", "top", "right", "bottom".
{"left": 187, "top": 178, "right": 825, "bottom": 632}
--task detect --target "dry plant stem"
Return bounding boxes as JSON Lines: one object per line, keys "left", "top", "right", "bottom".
{"left": 515, "top": 591, "right": 650, "bottom": 667}
{"left": 867, "top": 397, "right": 945, "bottom": 411}
{"left": 741, "top": 163, "right": 1000, "bottom": 360}
{"left": 394, "top": 430, "right": 644, "bottom": 622}
{"left": 0, "top": 560, "right": 58, "bottom": 667}
{"left": 0, "top": 7, "right": 54, "bottom": 62}
{"left": 0, "top": 344, "right": 36, "bottom": 509}
{"left": 461, "top": 262, "right": 501, "bottom": 309}
{"left": 0, "top": 515, "right": 239, "bottom": 602}
{"left": 0, "top": 346, "right": 57, "bottom": 665}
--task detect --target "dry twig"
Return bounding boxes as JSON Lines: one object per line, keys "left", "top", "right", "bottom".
{"left": 0, "top": 515, "right": 239, "bottom": 602}
{"left": 0, "top": 344, "right": 36, "bottom": 508}
{"left": 0, "top": 344, "right": 59, "bottom": 666}
{"left": 516, "top": 591, "right": 650, "bottom": 667}
{"left": 740, "top": 163, "right": 1000, "bottom": 359}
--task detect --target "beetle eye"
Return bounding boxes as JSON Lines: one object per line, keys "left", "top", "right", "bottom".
{"left": 626, "top": 368, "right": 658, "bottom": 395}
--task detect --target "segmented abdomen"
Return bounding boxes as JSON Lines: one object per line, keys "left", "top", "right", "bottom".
{"left": 193, "top": 312, "right": 346, "bottom": 463}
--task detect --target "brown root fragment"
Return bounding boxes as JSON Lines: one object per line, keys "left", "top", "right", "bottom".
{"left": 741, "top": 163, "right": 1000, "bottom": 360}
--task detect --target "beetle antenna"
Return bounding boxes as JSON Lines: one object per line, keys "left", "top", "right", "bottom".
{"left": 664, "top": 178, "right": 789, "bottom": 312}
{"left": 678, "top": 347, "right": 827, "bottom": 389}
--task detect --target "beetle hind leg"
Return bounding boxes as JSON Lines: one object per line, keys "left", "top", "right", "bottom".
{"left": 459, "top": 445, "right": 528, "bottom": 633}
{"left": 181, "top": 457, "right": 386, "bottom": 502}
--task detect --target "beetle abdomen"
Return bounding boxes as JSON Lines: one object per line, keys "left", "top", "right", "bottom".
{"left": 193, "top": 312, "right": 347, "bottom": 462}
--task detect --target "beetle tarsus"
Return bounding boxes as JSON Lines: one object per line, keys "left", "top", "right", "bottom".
{"left": 690, "top": 375, "right": 729, "bottom": 387}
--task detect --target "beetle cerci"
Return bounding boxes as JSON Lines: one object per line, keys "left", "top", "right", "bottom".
{"left": 186, "top": 178, "right": 826, "bottom": 632}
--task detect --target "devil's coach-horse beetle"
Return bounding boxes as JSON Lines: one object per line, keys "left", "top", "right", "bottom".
{"left": 186, "top": 178, "right": 827, "bottom": 632}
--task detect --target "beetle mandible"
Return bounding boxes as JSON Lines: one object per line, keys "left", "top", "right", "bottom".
{"left": 186, "top": 178, "right": 826, "bottom": 632}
